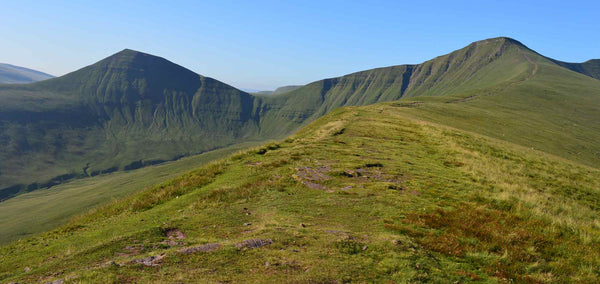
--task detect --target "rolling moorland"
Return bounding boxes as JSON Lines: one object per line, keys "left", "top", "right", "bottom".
{"left": 0, "top": 63, "right": 54, "bottom": 84}
{"left": 0, "top": 37, "right": 599, "bottom": 282}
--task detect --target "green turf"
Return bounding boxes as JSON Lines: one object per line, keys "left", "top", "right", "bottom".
{"left": 0, "top": 142, "right": 262, "bottom": 245}
{"left": 1, "top": 105, "right": 599, "bottom": 283}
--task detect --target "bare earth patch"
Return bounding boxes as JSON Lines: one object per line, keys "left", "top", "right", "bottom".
{"left": 293, "top": 166, "right": 334, "bottom": 192}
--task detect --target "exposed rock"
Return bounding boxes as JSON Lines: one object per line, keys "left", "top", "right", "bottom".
{"left": 178, "top": 243, "right": 221, "bottom": 254}
{"left": 132, "top": 254, "right": 165, "bottom": 266}
{"left": 235, "top": 239, "right": 273, "bottom": 249}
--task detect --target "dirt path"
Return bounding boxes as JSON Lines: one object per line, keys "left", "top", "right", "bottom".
{"left": 518, "top": 47, "right": 539, "bottom": 82}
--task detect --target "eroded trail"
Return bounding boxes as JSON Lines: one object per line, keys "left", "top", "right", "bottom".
{"left": 518, "top": 47, "right": 539, "bottom": 81}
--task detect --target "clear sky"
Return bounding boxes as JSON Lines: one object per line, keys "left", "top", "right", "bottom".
{"left": 1, "top": 0, "right": 598, "bottom": 90}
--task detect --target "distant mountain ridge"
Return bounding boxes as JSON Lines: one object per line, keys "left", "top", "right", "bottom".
{"left": 0, "top": 63, "right": 54, "bottom": 84}
{"left": 0, "top": 37, "right": 599, "bottom": 200}
{"left": 254, "top": 85, "right": 302, "bottom": 95}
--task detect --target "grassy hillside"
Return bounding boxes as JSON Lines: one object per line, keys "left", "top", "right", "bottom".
{"left": 2, "top": 104, "right": 599, "bottom": 283}
{"left": 0, "top": 63, "right": 54, "bottom": 84}
{"left": 0, "top": 141, "right": 262, "bottom": 245}
{"left": 259, "top": 37, "right": 600, "bottom": 167}
{"left": 2, "top": 37, "right": 598, "bottom": 201}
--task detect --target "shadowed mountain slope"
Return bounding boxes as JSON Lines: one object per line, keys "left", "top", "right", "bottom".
{"left": 0, "top": 50, "right": 262, "bottom": 199}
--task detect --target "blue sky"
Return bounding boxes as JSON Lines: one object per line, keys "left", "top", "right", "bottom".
{"left": 1, "top": 0, "right": 598, "bottom": 90}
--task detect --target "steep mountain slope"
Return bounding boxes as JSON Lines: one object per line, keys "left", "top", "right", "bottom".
{"left": 2, "top": 104, "right": 599, "bottom": 283}
{"left": 0, "top": 50, "right": 262, "bottom": 199}
{"left": 258, "top": 37, "right": 600, "bottom": 167}
{"left": 552, "top": 58, "right": 600, "bottom": 80}
{"left": 0, "top": 63, "right": 54, "bottom": 84}
{"left": 253, "top": 38, "right": 535, "bottom": 138}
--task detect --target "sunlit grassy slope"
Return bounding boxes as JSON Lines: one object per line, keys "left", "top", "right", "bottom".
{"left": 2, "top": 104, "right": 599, "bottom": 283}
{"left": 0, "top": 142, "right": 262, "bottom": 245}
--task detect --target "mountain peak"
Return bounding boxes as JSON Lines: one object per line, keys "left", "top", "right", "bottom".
{"left": 33, "top": 48, "right": 205, "bottom": 98}
{"left": 469, "top": 37, "right": 526, "bottom": 49}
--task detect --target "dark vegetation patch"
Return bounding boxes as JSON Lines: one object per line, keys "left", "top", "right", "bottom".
{"left": 335, "top": 237, "right": 366, "bottom": 255}
{"left": 332, "top": 128, "right": 345, "bottom": 136}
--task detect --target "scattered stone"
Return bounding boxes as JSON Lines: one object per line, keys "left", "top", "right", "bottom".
{"left": 302, "top": 181, "right": 333, "bottom": 192}
{"left": 235, "top": 239, "right": 273, "bottom": 249}
{"left": 325, "top": 230, "right": 349, "bottom": 236}
{"left": 362, "top": 245, "right": 368, "bottom": 251}
{"left": 165, "top": 229, "right": 186, "bottom": 240}
{"left": 24, "top": 266, "right": 31, "bottom": 272}
{"left": 132, "top": 254, "right": 165, "bottom": 267}
{"left": 44, "top": 279, "right": 63, "bottom": 284}
{"left": 118, "top": 244, "right": 144, "bottom": 257}
{"left": 178, "top": 243, "right": 221, "bottom": 254}
{"left": 161, "top": 229, "right": 186, "bottom": 246}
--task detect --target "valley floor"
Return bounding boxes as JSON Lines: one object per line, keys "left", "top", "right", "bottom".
{"left": 2, "top": 104, "right": 600, "bottom": 283}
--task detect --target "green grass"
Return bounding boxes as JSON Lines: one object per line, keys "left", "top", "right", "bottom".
{"left": 2, "top": 104, "right": 599, "bottom": 283}
{"left": 0, "top": 141, "right": 262, "bottom": 245}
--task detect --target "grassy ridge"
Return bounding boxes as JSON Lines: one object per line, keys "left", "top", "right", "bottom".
{"left": 1, "top": 104, "right": 599, "bottom": 283}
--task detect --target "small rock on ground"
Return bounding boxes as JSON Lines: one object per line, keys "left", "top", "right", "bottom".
{"left": 178, "top": 243, "right": 221, "bottom": 254}
{"left": 235, "top": 239, "right": 273, "bottom": 249}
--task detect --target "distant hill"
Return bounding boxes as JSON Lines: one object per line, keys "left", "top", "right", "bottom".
{"left": 0, "top": 63, "right": 54, "bottom": 84}
{"left": 254, "top": 85, "right": 302, "bottom": 95}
